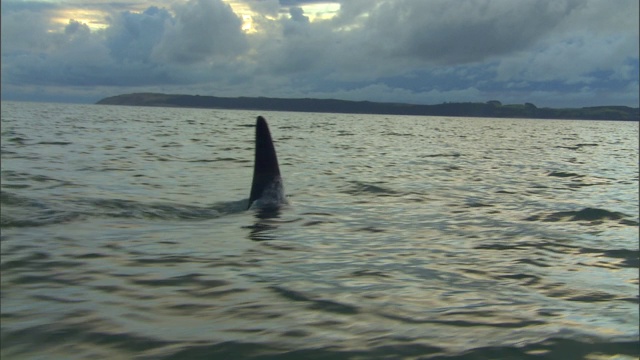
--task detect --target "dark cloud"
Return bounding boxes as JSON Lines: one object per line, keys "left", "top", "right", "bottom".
{"left": 0, "top": 0, "right": 638, "bottom": 107}
{"left": 0, "top": 1, "right": 58, "bottom": 12}
{"left": 152, "top": 0, "right": 247, "bottom": 64}
{"left": 282, "top": 7, "right": 310, "bottom": 36}
{"left": 338, "top": 0, "right": 583, "bottom": 64}
{"left": 0, "top": 3, "right": 56, "bottom": 53}
{"left": 104, "top": 7, "right": 172, "bottom": 63}
{"left": 65, "top": 19, "right": 91, "bottom": 35}
{"left": 1, "top": 0, "right": 248, "bottom": 88}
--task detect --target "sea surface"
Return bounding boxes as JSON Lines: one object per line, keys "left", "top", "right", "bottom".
{"left": 1, "top": 101, "right": 638, "bottom": 359}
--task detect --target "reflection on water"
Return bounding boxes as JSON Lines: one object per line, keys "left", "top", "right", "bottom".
{"left": 247, "top": 207, "right": 286, "bottom": 241}
{"left": 1, "top": 101, "right": 638, "bottom": 359}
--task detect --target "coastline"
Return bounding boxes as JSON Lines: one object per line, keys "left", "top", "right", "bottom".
{"left": 96, "top": 93, "right": 640, "bottom": 121}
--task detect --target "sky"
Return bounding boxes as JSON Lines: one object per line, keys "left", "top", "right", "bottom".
{"left": 1, "top": 0, "right": 638, "bottom": 108}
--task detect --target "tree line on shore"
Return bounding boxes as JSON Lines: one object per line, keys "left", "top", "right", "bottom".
{"left": 97, "top": 93, "right": 639, "bottom": 121}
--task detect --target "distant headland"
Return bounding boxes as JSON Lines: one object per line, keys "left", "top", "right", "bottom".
{"left": 96, "top": 93, "right": 639, "bottom": 121}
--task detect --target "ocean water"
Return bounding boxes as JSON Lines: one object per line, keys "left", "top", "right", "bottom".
{"left": 1, "top": 101, "right": 638, "bottom": 359}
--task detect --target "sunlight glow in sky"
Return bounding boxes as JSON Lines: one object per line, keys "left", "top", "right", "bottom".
{"left": 53, "top": 9, "right": 108, "bottom": 30}
{"left": 229, "top": 1, "right": 341, "bottom": 33}
{"left": 1, "top": 0, "right": 638, "bottom": 108}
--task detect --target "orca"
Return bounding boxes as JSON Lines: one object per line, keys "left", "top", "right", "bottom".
{"left": 248, "top": 116, "right": 287, "bottom": 209}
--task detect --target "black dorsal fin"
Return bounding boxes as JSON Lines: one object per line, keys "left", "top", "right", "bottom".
{"left": 248, "top": 116, "right": 282, "bottom": 208}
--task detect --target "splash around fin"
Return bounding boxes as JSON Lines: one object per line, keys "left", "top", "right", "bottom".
{"left": 248, "top": 116, "right": 287, "bottom": 209}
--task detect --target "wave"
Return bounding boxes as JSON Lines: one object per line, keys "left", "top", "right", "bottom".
{"left": 0, "top": 191, "right": 82, "bottom": 228}
{"left": 524, "top": 207, "right": 637, "bottom": 225}
{"left": 341, "top": 181, "right": 400, "bottom": 196}
{"left": 0, "top": 190, "right": 248, "bottom": 228}
{"left": 2, "top": 325, "right": 636, "bottom": 360}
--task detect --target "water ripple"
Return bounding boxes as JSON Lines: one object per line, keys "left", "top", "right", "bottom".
{"left": 1, "top": 102, "right": 637, "bottom": 359}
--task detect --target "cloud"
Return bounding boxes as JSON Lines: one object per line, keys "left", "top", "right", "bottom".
{"left": 1, "top": 0, "right": 249, "bottom": 87}
{"left": 0, "top": 3, "right": 57, "bottom": 53}
{"left": 0, "top": 0, "right": 638, "bottom": 107}
{"left": 152, "top": 0, "right": 247, "bottom": 64}
{"left": 495, "top": 0, "right": 639, "bottom": 84}
{"left": 350, "top": 0, "right": 583, "bottom": 64}
{"left": 104, "top": 6, "right": 172, "bottom": 64}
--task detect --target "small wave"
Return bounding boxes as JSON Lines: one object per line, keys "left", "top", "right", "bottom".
{"left": 547, "top": 171, "right": 584, "bottom": 178}
{"left": 269, "top": 285, "right": 359, "bottom": 314}
{"left": 130, "top": 273, "right": 229, "bottom": 288}
{"left": 540, "top": 284, "right": 638, "bottom": 304}
{"left": 1, "top": 191, "right": 248, "bottom": 227}
{"left": 420, "top": 153, "right": 462, "bottom": 158}
{"left": 556, "top": 143, "right": 599, "bottom": 150}
{"left": 2, "top": 323, "right": 174, "bottom": 358}
{"left": 1, "top": 171, "right": 77, "bottom": 190}
{"left": 475, "top": 240, "right": 638, "bottom": 270}
{"left": 157, "top": 341, "right": 445, "bottom": 360}
{"left": 0, "top": 252, "right": 50, "bottom": 271}
{"left": 355, "top": 226, "right": 386, "bottom": 233}
{"left": 342, "top": 181, "right": 400, "bottom": 196}
{"left": 89, "top": 199, "right": 220, "bottom": 220}
{"left": 302, "top": 220, "right": 334, "bottom": 226}
{"left": 0, "top": 191, "right": 82, "bottom": 228}
{"left": 31, "top": 294, "right": 86, "bottom": 303}
{"left": 579, "top": 248, "right": 640, "bottom": 268}
{"left": 545, "top": 171, "right": 612, "bottom": 189}
{"left": 382, "top": 131, "right": 414, "bottom": 137}
{"left": 36, "top": 141, "right": 73, "bottom": 145}
{"left": 451, "top": 338, "right": 639, "bottom": 359}
{"left": 7, "top": 136, "right": 28, "bottom": 144}
{"left": 564, "top": 291, "right": 631, "bottom": 303}
{"left": 379, "top": 312, "right": 545, "bottom": 328}
{"left": 350, "top": 269, "right": 391, "bottom": 278}
{"left": 495, "top": 273, "right": 541, "bottom": 286}
{"left": 85, "top": 198, "right": 247, "bottom": 220}
{"left": 188, "top": 157, "right": 250, "bottom": 163}
{"left": 465, "top": 202, "right": 494, "bottom": 208}
{"left": 524, "top": 207, "right": 635, "bottom": 225}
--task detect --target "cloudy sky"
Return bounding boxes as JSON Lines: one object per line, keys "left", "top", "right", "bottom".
{"left": 1, "top": 0, "right": 638, "bottom": 107}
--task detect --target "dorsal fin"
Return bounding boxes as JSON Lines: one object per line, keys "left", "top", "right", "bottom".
{"left": 248, "top": 116, "right": 284, "bottom": 209}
